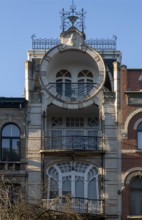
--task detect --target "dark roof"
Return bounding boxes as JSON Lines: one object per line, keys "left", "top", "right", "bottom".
{"left": 0, "top": 97, "right": 27, "bottom": 108}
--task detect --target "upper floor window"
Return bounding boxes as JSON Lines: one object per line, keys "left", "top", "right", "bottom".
{"left": 1, "top": 123, "right": 21, "bottom": 161}
{"left": 130, "top": 176, "right": 142, "bottom": 216}
{"left": 137, "top": 122, "right": 142, "bottom": 149}
{"left": 56, "top": 70, "right": 71, "bottom": 97}
{"left": 78, "top": 70, "right": 93, "bottom": 96}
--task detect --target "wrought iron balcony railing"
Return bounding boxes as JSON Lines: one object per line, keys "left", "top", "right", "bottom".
{"left": 31, "top": 35, "right": 117, "bottom": 51}
{"left": 45, "top": 83, "right": 99, "bottom": 101}
{"left": 42, "top": 136, "right": 103, "bottom": 151}
{"left": 43, "top": 197, "right": 104, "bottom": 215}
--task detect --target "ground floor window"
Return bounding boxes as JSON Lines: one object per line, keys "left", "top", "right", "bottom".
{"left": 130, "top": 176, "right": 142, "bottom": 215}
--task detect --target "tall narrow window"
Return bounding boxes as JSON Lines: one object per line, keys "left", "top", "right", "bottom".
{"left": 1, "top": 124, "right": 21, "bottom": 161}
{"left": 56, "top": 70, "right": 71, "bottom": 97}
{"left": 130, "top": 176, "right": 142, "bottom": 216}
{"left": 137, "top": 122, "right": 142, "bottom": 149}
{"left": 78, "top": 70, "right": 93, "bottom": 96}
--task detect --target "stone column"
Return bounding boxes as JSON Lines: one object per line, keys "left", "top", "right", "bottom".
{"left": 25, "top": 61, "right": 32, "bottom": 101}
{"left": 113, "top": 61, "right": 120, "bottom": 122}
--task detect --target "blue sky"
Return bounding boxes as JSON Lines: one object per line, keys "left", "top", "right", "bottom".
{"left": 0, "top": 0, "right": 142, "bottom": 97}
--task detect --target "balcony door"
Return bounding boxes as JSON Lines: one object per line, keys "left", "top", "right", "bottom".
{"left": 66, "top": 130, "right": 84, "bottom": 149}
{"left": 56, "top": 70, "right": 71, "bottom": 97}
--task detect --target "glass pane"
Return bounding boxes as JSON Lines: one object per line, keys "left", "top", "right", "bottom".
{"left": 12, "top": 139, "right": 20, "bottom": 161}
{"left": 66, "top": 130, "right": 84, "bottom": 149}
{"left": 88, "top": 131, "right": 97, "bottom": 149}
{"left": 78, "top": 79, "right": 84, "bottom": 97}
{"left": 50, "top": 178, "right": 58, "bottom": 199}
{"left": 138, "top": 123, "right": 142, "bottom": 131}
{"left": 2, "top": 124, "right": 20, "bottom": 137}
{"left": 62, "top": 176, "right": 71, "bottom": 196}
{"left": 88, "top": 178, "right": 97, "bottom": 199}
{"left": 87, "top": 79, "right": 93, "bottom": 93}
{"left": 138, "top": 132, "right": 142, "bottom": 149}
{"left": 2, "top": 139, "right": 10, "bottom": 161}
{"left": 52, "top": 130, "right": 62, "bottom": 149}
{"left": 56, "top": 79, "right": 63, "bottom": 95}
{"left": 75, "top": 176, "right": 84, "bottom": 198}
{"left": 65, "top": 79, "right": 71, "bottom": 97}
{"left": 130, "top": 191, "right": 142, "bottom": 215}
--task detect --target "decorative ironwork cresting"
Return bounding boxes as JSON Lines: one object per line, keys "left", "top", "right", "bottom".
{"left": 31, "top": 35, "right": 117, "bottom": 51}
{"left": 60, "top": 0, "right": 86, "bottom": 33}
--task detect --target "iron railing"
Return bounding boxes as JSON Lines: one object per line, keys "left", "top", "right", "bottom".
{"left": 44, "top": 83, "right": 99, "bottom": 101}
{"left": 42, "top": 136, "right": 103, "bottom": 151}
{"left": 31, "top": 35, "right": 117, "bottom": 51}
{"left": 43, "top": 197, "right": 104, "bottom": 215}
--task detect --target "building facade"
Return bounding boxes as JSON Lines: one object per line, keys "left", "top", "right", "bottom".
{"left": 1, "top": 3, "right": 138, "bottom": 220}
{"left": 121, "top": 66, "right": 142, "bottom": 219}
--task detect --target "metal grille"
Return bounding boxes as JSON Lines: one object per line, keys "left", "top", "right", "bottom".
{"left": 31, "top": 35, "right": 117, "bottom": 51}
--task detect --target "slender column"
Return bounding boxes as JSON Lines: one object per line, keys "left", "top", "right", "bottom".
{"left": 113, "top": 61, "right": 120, "bottom": 122}
{"left": 25, "top": 61, "right": 32, "bottom": 100}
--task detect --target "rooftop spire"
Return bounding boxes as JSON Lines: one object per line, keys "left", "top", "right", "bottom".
{"left": 60, "top": 0, "right": 86, "bottom": 33}
{"left": 70, "top": 0, "right": 76, "bottom": 12}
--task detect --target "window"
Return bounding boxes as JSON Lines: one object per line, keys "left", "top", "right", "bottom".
{"left": 137, "top": 122, "right": 142, "bottom": 149}
{"left": 78, "top": 70, "right": 93, "bottom": 96}
{"left": 47, "top": 162, "right": 99, "bottom": 200}
{"left": 130, "top": 176, "right": 142, "bottom": 215}
{"left": 1, "top": 124, "right": 21, "bottom": 161}
{"left": 50, "top": 117, "right": 98, "bottom": 150}
{"left": 56, "top": 70, "right": 71, "bottom": 97}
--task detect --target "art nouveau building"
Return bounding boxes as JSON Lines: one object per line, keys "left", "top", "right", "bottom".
{"left": 0, "top": 3, "right": 124, "bottom": 220}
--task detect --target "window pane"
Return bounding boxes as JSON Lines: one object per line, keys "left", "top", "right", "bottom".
{"left": 75, "top": 176, "right": 84, "bottom": 198}
{"left": 65, "top": 79, "right": 71, "bottom": 97}
{"left": 2, "top": 139, "right": 10, "bottom": 161}
{"left": 130, "top": 191, "right": 142, "bottom": 215}
{"left": 66, "top": 130, "right": 84, "bottom": 149}
{"left": 78, "top": 79, "right": 84, "bottom": 96}
{"left": 88, "top": 178, "right": 97, "bottom": 199}
{"left": 52, "top": 130, "right": 62, "bottom": 149}
{"left": 138, "top": 123, "right": 142, "bottom": 131}
{"left": 56, "top": 79, "right": 63, "bottom": 95}
{"left": 130, "top": 177, "right": 142, "bottom": 215}
{"left": 138, "top": 132, "right": 142, "bottom": 149}
{"left": 50, "top": 178, "right": 58, "bottom": 199}
{"left": 88, "top": 131, "right": 97, "bottom": 149}
{"left": 12, "top": 139, "right": 20, "bottom": 161}
{"left": 2, "top": 124, "right": 20, "bottom": 137}
{"left": 87, "top": 79, "right": 93, "bottom": 93}
{"left": 62, "top": 176, "right": 71, "bottom": 196}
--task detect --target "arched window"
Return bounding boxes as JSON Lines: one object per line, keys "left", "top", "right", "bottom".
{"left": 78, "top": 70, "right": 93, "bottom": 96}
{"left": 47, "top": 161, "right": 99, "bottom": 200}
{"left": 56, "top": 70, "right": 71, "bottom": 97}
{"left": 137, "top": 122, "right": 142, "bottom": 149}
{"left": 1, "top": 124, "right": 21, "bottom": 161}
{"left": 130, "top": 176, "right": 142, "bottom": 215}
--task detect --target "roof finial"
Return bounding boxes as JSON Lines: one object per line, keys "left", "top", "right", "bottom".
{"left": 70, "top": 0, "right": 76, "bottom": 13}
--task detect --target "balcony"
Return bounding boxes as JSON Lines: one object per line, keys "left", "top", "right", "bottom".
{"left": 45, "top": 83, "right": 99, "bottom": 102}
{"left": 43, "top": 197, "right": 104, "bottom": 216}
{"left": 41, "top": 136, "right": 104, "bottom": 155}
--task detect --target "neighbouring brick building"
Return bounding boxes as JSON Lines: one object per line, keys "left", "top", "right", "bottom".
{"left": 0, "top": 2, "right": 142, "bottom": 220}
{"left": 121, "top": 66, "right": 142, "bottom": 219}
